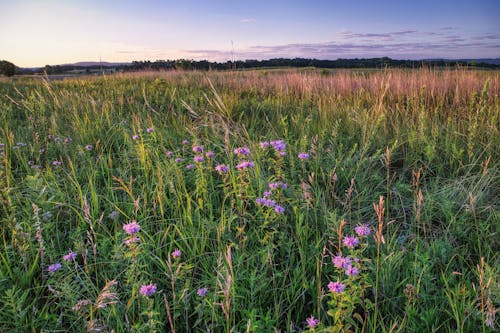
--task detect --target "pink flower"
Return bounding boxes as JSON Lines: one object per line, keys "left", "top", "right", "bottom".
{"left": 186, "top": 164, "right": 194, "bottom": 169}
{"left": 332, "top": 255, "right": 351, "bottom": 269}
{"left": 63, "top": 251, "right": 77, "bottom": 261}
{"left": 274, "top": 205, "right": 285, "bottom": 214}
{"left": 172, "top": 248, "right": 181, "bottom": 258}
{"left": 123, "top": 221, "right": 140, "bottom": 235}
{"left": 175, "top": 157, "right": 183, "bottom": 163}
{"left": 215, "top": 164, "right": 229, "bottom": 173}
{"left": 234, "top": 147, "right": 250, "bottom": 156}
{"left": 181, "top": 139, "right": 189, "bottom": 145}
{"left": 193, "top": 155, "right": 204, "bottom": 163}
{"left": 236, "top": 161, "right": 255, "bottom": 170}
{"left": 327, "top": 281, "right": 345, "bottom": 293}
{"left": 192, "top": 145, "right": 203, "bottom": 153}
{"left": 124, "top": 236, "right": 140, "bottom": 246}
{"left": 205, "top": 151, "right": 214, "bottom": 158}
{"left": 139, "top": 283, "right": 157, "bottom": 297}
{"left": 132, "top": 134, "right": 139, "bottom": 140}
{"left": 355, "top": 224, "right": 371, "bottom": 237}
{"left": 342, "top": 236, "right": 359, "bottom": 249}
{"left": 85, "top": 145, "right": 93, "bottom": 151}
{"left": 345, "top": 265, "right": 360, "bottom": 276}
{"left": 259, "top": 141, "right": 270, "bottom": 149}
{"left": 165, "top": 150, "right": 174, "bottom": 157}
{"left": 306, "top": 315, "right": 319, "bottom": 328}
{"left": 146, "top": 127, "right": 154, "bottom": 133}
{"left": 298, "top": 152, "right": 309, "bottom": 159}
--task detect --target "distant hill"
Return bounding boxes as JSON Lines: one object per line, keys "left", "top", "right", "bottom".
{"left": 63, "top": 61, "right": 130, "bottom": 67}
{"left": 426, "top": 58, "right": 500, "bottom": 65}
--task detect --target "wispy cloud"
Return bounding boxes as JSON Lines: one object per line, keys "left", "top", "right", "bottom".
{"left": 184, "top": 30, "right": 500, "bottom": 60}
{"left": 240, "top": 18, "right": 257, "bottom": 23}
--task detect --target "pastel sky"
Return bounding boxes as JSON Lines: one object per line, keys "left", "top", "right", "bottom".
{"left": 1, "top": 0, "right": 499, "bottom": 67}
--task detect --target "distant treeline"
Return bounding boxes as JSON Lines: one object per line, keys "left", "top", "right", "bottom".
{"left": 2, "top": 57, "right": 499, "bottom": 77}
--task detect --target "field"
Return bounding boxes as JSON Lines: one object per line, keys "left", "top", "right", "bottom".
{"left": 0, "top": 68, "right": 498, "bottom": 332}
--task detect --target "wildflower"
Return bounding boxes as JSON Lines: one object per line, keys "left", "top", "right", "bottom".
{"left": 263, "top": 191, "right": 272, "bottom": 197}
{"left": 274, "top": 205, "right": 285, "bottom": 214}
{"left": 197, "top": 287, "right": 208, "bottom": 297}
{"left": 192, "top": 145, "right": 203, "bottom": 153}
{"left": 123, "top": 221, "right": 140, "bottom": 235}
{"left": 172, "top": 248, "right": 181, "bottom": 258}
{"left": 269, "top": 182, "right": 287, "bottom": 190}
{"left": 39, "top": 148, "right": 45, "bottom": 154}
{"left": 234, "top": 147, "right": 250, "bottom": 156}
{"left": 343, "top": 236, "right": 359, "bottom": 249}
{"left": 236, "top": 161, "right": 255, "bottom": 170}
{"left": 85, "top": 144, "right": 93, "bottom": 151}
{"left": 165, "top": 150, "right": 174, "bottom": 157}
{"left": 298, "top": 152, "right": 310, "bottom": 159}
{"left": 306, "top": 315, "right": 319, "bottom": 329}
{"left": 182, "top": 139, "right": 189, "bottom": 145}
{"left": 146, "top": 127, "right": 154, "bottom": 133}
{"left": 327, "top": 281, "right": 345, "bottom": 293}
{"left": 332, "top": 255, "right": 351, "bottom": 269}
{"left": 108, "top": 210, "right": 119, "bottom": 220}
{"left": 205, "top": 151, "right": 214, "bottom": 158}
{"left": 345, "top": 265, "right": 360, "bottom": 276}
{"left": 256, "top": 198, "right": 276, "bottom": 207}
{"left": 259, "top": 141, "right": 269, "bottom": 149}
{"left": 52, "top": 160, "right": 62, "bottom": 166}
{"left": 63, "top": 251, "right": 77, "bottom": 261}
{"left": 215, "top": 164, "right": 229, "bottom": 173}
{"left": 124, "top": 236, "right": 140, "bottom": 246}
{"left": 48, "top": 262, "right": 62, "bottom": 273}
{"left": 354, "top": 224, "right": 371, "bottom": 237}
{"left": 186, "top": 164, "right": 194, "bottom": 170}
{"left": 270, "top": 140, "right": 286, "bottom": 152}
{"left": 132, "top": 134, "right": 139, "bottom": 140}
{"left": 193, "top": 155, "right": 204, "bottom": 163}
{"left": 175, "top": 157, "right": 183, "bottom": 163}
{"left": 139, "top": 283, "right": 157, "bottom": 297}
{"left": 64, "top": 137, "right": 72, "bottom": 144}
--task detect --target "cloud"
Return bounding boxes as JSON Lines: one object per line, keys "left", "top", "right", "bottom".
{"left": 240, "top": 18, "right": 256, "bottom": 23}
{"left": 184, "top": 30, "right": 500, "bottom": 61}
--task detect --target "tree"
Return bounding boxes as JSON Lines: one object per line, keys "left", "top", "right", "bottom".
{"left": 0, "top": 60, "right": 16, "bottom": 77}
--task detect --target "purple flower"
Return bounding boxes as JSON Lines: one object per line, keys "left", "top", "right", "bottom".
{"left": 124, "top": 236, "right": 140, "bottom": 246}
{"left": 182, "top": 139, "right": 189, "bottom": 145}
{"left": 236, "top": 161, "right": 255, "bottom": 170}
{"left": 139, "top": 283, "right": 157, "bottom": 297}
{"left": 48, "top": 262, "right": 62, "bottom": 273}
{"left": 186, "top": 164, "right": 194, "bottom": 170}
{"left": 63, "top": 251, "right": 77, "bottom": 261}
{"left": 197, "top": 287, "right": 208, "bottom": 297}
{"left": 192, "top": 145, "right": 203, "bottom": 153}
{"left": 175, "top": 157, "right": 183, "bottom": 163}
{"left": 234, "top": 147, "right": 250, "bottom": 156}
{"left": 332, "top": 255, "right": 351, "bottom": 269}
{"left": 132, "top": 134, "right": 139, "bottom": 140}
{"left": 259, "top": 141, "right": 270, "bottom": 149}
{"left": 355, "top": 224, "right": 371, "bottom": 237}
{"left": 270, "top": 140, "right": 286, "bottom": 152}
{"left": 172, "top": 248, "right": 181, "bottom": 258}
{"left": 52, "top": 160, "right": 62, "bottom": 166}
{"left": 205, "top": 151, "right": 214, "bottom": 158}
{"left": 146, "top": 127, "right": 154, "bottom": 133}
{"left": 256, "top": 198, "right": 276, "bottom": 207}
{"left": 327, "top": 281, "right": 345, "bottom": 293}
{"left": 343, "top": 236, "right": 359, "bottom": 249}
{"left": 193, "top": 155, "right": 204, "bottom": 163}
{"left": 345, "top": 265, "right": 360, "bottom": 277}
{"left": 306, "top": 315, "right": 319, "bottom": 329}
{"left": 64, "top": 137, "right": 72, "bottom": 144}
{"left": 215, "top": 164, "right": 229, "bottom": 173}
{"left": 85, "top": 144, "right": 93, "bottom": 151}
{"left": 274, "top": 205, "right": 285, "bottom": 214}
{"left": 269, "top": 182, "right": 287, "bottom": 190}
{"left": 298, "top": 152, "right": 309, "bottom": 160}
{"left": 165, "top": 150, "right": 174, "bottom": 157}
{"left": 263, "top": 191, "right": 272, "bottom": 197}
{"left": 123, "top": 221, "right": 140, "bottom": 235}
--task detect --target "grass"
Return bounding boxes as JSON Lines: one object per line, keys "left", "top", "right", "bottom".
{"left": 0, "top": 68, "right": 498, "bottom": 332}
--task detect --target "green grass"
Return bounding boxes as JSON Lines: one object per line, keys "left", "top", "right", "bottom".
{"left": 0, "top": 68, "right": 498, "bottom": 332}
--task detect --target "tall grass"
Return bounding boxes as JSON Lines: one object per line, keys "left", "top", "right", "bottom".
{"left": 0, "top": 68, "right": 498, "bottom": 332}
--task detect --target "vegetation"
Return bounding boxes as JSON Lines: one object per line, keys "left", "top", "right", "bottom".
{"left": 0, "top": 68, "right": 498, "bottom": 332}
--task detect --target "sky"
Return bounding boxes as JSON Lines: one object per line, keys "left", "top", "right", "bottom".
{"left": 1, "top": 0, "right": 499, "bottom": 67}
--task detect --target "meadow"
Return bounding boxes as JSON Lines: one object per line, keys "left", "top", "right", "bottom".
{"left": 0, "top": 68, "right": 498, "bottom": 332}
